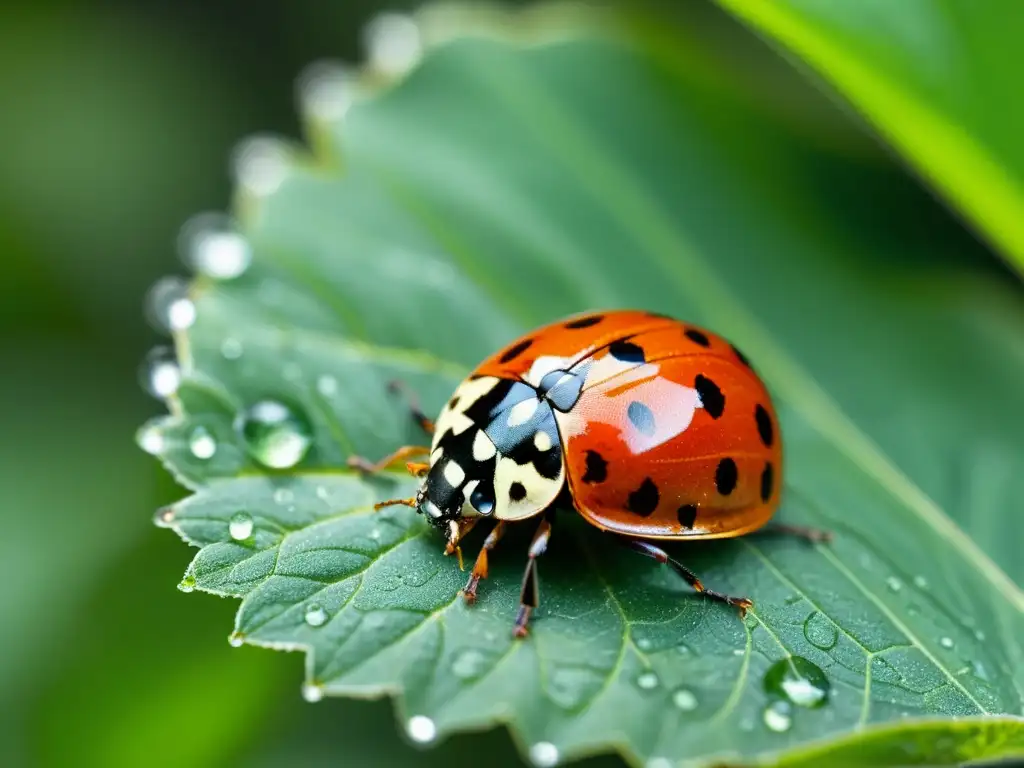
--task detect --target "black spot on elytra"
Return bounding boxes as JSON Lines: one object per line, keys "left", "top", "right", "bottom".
{"left": 677, "top": 503, "right": 697, "bottom": 528}
{"left": 627, "top": 401, "right": 656, "bottom": 436}
{"left": 609, "top": 340, "right": 645, "bottom": 364}
{"left": 684, "top": 328, "right": 710, "bottom": 347}
{"left": 626, "top": 477, "right": 660, "bottom": 517}
{"left": 755, "top": 404, "right": 774, "bottom": 447}
{"left": 582, "top": 450, "right": 607, "bottom": 483}
{"left": 564, "top": 314, "right": 604, "bottom": 329}
{"left": 509, "top": 481, "right": 527, "bottom": 502}
{"left": 760, "top": 462, "right": 774, "bottom": 502}
{"left": 716, "top": 458, "right": 738, "bottom": 496}
{"left": 499, "top": 338, "right": 533, "bottom": 363}
{"left": 695, "top": 374, "right": 725, "bottom": 419}
{"left": 731, "top": 344, "right": 751, "bottom": 368}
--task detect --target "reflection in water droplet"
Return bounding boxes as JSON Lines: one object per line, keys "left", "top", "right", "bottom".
{"left": 177, "top": 574, "right": 196, "bottom": 592}
{"left": 886, "top": 576, "right": 902, "bottom": 592}
{"left": 298, "top": 60, "right": 356, "bottom": 121}
{"left": 636, "top": 671, "right": 659, "bottom": 690}
{"left": 221, "top": 337, "right": 243, "bottom": 360}
{"left": 406, "top": 715, "right": 436, "bottom": 743}
{"left": 940, "top": 637, "right": 954, "bottom": 649}
{"left": 233, "top": 135, "right": 289, "bottom": 197}
{"left": 302, "top": 682, "right": 324, "bottom": 702}
{"left": 672, "top": 688, "right": 698, "bottom": 711}
{"left": 229, "top": 512, "right": 254, "bottom": 541}
{"left": 803, "top": 612, "right": 838, "bottom": 651}
{"left": 763, "top": 700, "right": 792, "bottom": 732}
{"left": 189, "top": 426, "right": 217, "bottom": 460}
{"left": 236, "top": 400, "right": 313, "bottom": 469}
{"left": 913, "top": 575, "right": 928, "bottom": 589}
{"left": 140, "top": 347, "right": 181, "bottom": 399}
{"left": 146, "top": 276, "right": 195, "bottom": 333}
{"left": 228, "top": 632, "right": 244, "bottom": 647}
{"left": 452, "top": 649, "right": 487, "bottom": 680}
{"left": 137, "top": 422, "right": 165, "bottom": 455}
{"left": 305, "top": 603, "right": 328, "bottom": 627}
{"left": 764, "top": 656, "right": 830, "bottom": 708}
{"left": 316, "top": 374, "right": 338, "bottom": 397}
{"left": 364, "top": 12, "right": 422, "bottom": 76}
{"left": 529, "top": 741, "right": 559, "bottom": 767}
{"left": 180, "top": 213, "right": 252, "bottom": 280}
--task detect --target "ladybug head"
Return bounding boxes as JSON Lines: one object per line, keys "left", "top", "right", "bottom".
{"left": 416, "top": 459, "right": 467, "bottom": 540}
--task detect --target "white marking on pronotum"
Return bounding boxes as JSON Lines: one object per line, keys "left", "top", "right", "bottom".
{"left": 443, "top": 459, "right": 466, "bottom": 487}
{"left": 533, "top": 430, "right": 552, "bottom": 452}
{"left": 507, "top": 397, "right": 539, "bottom": 427}
{"left": 472, "top": 429, "right": 497, "bottom": 461}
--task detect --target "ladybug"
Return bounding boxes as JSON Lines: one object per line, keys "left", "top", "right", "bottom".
{"left": 350, "top": 310, "right": 828, "bottom": 637}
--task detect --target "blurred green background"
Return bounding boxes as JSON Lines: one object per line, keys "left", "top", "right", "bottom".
{"left": 1, "top": 1, "right": 1019, "bottom": 767}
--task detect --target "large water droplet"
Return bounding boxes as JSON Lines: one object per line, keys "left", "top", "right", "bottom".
{"left": 140, "top": 346, "right": 181, "bottom": 399}
{"left": 763, "top": 700, "right": 792, "bottom": 732}
{"left": 528, "top": 741, "right": 559, "bottom": 767}
{"left": 305, "top": 603, "right": 328, "bottom": 627}
{"left": 672, "top": 688, "right": 698, "bottom": 711}
{"left": 189, "top": 426, "right": 217, "bottom": 460}
{"left": 764, "top": 656, "right": 830, "bottom": 708}
{"left": 406, "top": 715, "right": 437, "bottom": 744}
{"left": 229, "top": 512, "right": 254, "bottom": 541}
{"left": 232, "top": 135, "right": 289, "bottom": 197}
{"left": 803, "top": 612, "right": 838, "bottom": 651}
{"left": 364, "top": 12, "right": 422, "bottom": 77}
{"left": 451, "top": 649, "right": 487, "bottom": 680}
{"left": 302, "top": 682, "right": 324, "bottom": 702}
{"left": 146, "top": 276, "right": 195, "bottom": 333}
{"left": 235, "top": 400, "right": 313, "bottom": 469}
{"left": 636, "top": 671, "right": 659, "bottom": 690}
{"left": 180, "top": 213, "right": 252, "bottom": 280}
{"left": 137, "top": 421, "right": 166, "bottom": 455}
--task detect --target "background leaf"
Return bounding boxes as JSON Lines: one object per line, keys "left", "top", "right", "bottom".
{"left": 711, "top": 0, "right": 1024, "bottom": 278}
{"left": 146, "top": 4, "right": 1024, "bottom": 767}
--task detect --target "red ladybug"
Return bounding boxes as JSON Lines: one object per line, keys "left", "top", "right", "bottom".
{"left": 351, "top": 310, "right": 828, "bottom": 636}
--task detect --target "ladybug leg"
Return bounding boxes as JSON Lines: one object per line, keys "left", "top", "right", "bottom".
{"left": 386, "top": 379, "right": 435, "bottom": 434}
{"left": 758, "top": 523, "right": 832, "bottom": 544}
{"left": 461, "top": 520, "right": 506, "bottom": 602}
{"left": 513, "top": 516, "right": 554, "bottom": 638}
{"left": 619, "top": 537, "right": 753, "bottom": 617}
{"left": 346, "top": 444, "right": 430, "bottom": 474}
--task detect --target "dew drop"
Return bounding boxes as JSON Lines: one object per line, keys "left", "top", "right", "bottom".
{"left": 235, "top": 400, "right": 313, "bottom": 469}
{"left": 803, "top": 612, "right": 838, "bottom": 651}
{"left": 406, "top": 715, "right": 437, "bottom": 744}
{"left": 886, "top": 576, "right": 903, "bottom": 593}
{"left": 220, "top": 337, "right": 243, "bottom": 360}
{"left": 145, "top": 276, "right": 195, "bottom": 333}
{"left": 302, "top": 682, "right": 324, "bottom": 702}
{"left": 180, "top": 213, "right": 252, "bottom": 280}
{"left": 298, "top": 60, "right": 356, "bottom": 121}
{"left": 137, "top": 421, "right": 166, "bottom": 455}
{"left": 177, "top": 574, "right": 196, "bottom": 592}
{"left": 764, "top": 656, "right": 830, "bottom": 708}
{"left": 304, "top": 603, "right": 328, "bottom": 627}
{"left": 451, "top": 649, "right": 487, "bottom": 680}
{"left": 733, "top": 648, "right": 745, "bottom": 656}
{"left": 636, "top": 637, "right": 652, "bottom": 651}
{"left": 274, "top": 488, "right": 294, "bottom": 504}
{"left": 154, "top": 506, "right": 175, "bottom": 526}
{"left": 636, "top": 671, "right": 659, "bottom": 690}
{"left": 229, "top": 512, "right": 254, "bottom": 541}
{"left": 675, "top": 643, "right": 691, "bottom": 655}
{"left": 228, "top": 631, "right": 244, "bottom": 647}
{"left": 140, "top": 346, "right": 181, "bottom": 399}
{"left": 316, "top": 485, "right": 330, "bottom": 502}
{"left": 528, "top": 741, "right": 559, "bottom": 767}
{"left": 763, "top": 700, "right": 792, "bottom": 732}
{"left": 913, "top": 575, "right": 928, "bottom": 589}
{"left": 364, "top": 12, "right": 422, "bottom": 77}
{"left": 672, "top": 688, "right": 698, "bottom": 711}
{"left": 974, "top": 629, "right": 986, "bottom": 642}
{"left": 189, "top": 426, "right": 217, "bottom": 460}
{"left": 316, "top": 374, "right": 338, "bottom": 397}
{"left": 232, "top": 135, "right": 289, "bottom": 197}
{"left": 940, "top": 637, "right": 954, "bottom": 649}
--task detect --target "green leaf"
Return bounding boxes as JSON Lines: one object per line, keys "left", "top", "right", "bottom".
{"left": 146, "top": 5, "right": 1024, "bottom": 766}
{"left": 710, "top": 0, "right": 1024, "bottom": 278}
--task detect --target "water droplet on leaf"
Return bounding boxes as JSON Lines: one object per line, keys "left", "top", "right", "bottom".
{"left": 636, "top": 671, "right": 659, "bottom": 690}
{"left": 154, "top": 506, "right": 175, "bottom": 526}
{"left": 221, "top": 337, "right": 243, "bottom": 360}
{"left": 189, "top": 426, "right": 217, "bottom": 459}
{"left": 940, "top": 637, "right": 954, "bottom": 649}
{"left": 146, "top": 276, "right": 195, "bottom": 333}
{"left": 316, "top": 374, "right": 338, "bottom": 397}
{"left": 406, "top": 715, "right": 436, "bottom": 743}
{"left": 140, "top": 346, "right": 181, "bottom": 399}
{"left": 233, "top": 135, "right": 289, "bottom": 197}
{"left": 298, "top": 61, "right": 356, "bottom": 121}
{"left": 274, "top": 488, "right": 294, "bottom": 504}
{"left": 451, "top": 649, "right": 487, "bottom": 680}
{"left": 228, "top": 631, "right": 244, "bottom": 647}
{"left": 180, "top": 213, "right": 251, "bottom": 280}
{"left": 913, "top": 575, "right": 928, "bottom": 589}
{"left": 886, "top": 576, "right": 902, "bottom": 592}
{"left": 763, "top": 700, "right": 792, "bottom": 732}
{"left": 672, "top": 688, "right": 698, "bottom": 711}
{"left": 803, "top": 612, "right": 838, "bottom": 650}
{"left": 236, "top": 400, "right": 313, "bottom": 469}
{"left": 764, "top": 656, "right": 830, "bottom": 708}
{"left": 364, "top": 12, "right": 422, "bottom": 77}
{"left": 304, "top": 603, "right": 328, "bottom": 627}
{"left": 229, "top": 512, "right": 254, "bottom": 541}
{"left": 528, "top": 741, "right": 559, "bottom": 767}
{"left": 177, "top": 574, "right": 196, "bottom": 592}
{"left": 137, "top": 421, "right": 165, "bottom": 455}
{"left": 302, "top": 682, "right": 324, "bottom": 702}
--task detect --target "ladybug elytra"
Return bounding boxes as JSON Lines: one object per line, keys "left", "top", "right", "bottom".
{"left": 351, "top": 310, "right": 828, "bottom": 636}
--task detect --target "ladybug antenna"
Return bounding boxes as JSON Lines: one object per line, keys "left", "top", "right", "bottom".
{"left": 372, "top": 497, "right": 417, "bottom": 511}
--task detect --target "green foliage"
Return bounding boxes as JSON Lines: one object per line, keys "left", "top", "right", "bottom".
{"left": 144, "top": 4, "right": 1024, "bottom": 766}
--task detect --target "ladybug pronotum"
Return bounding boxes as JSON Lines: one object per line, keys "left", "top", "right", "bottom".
{"left": 350, "top": 310, "right": 829, "bottom": 637}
